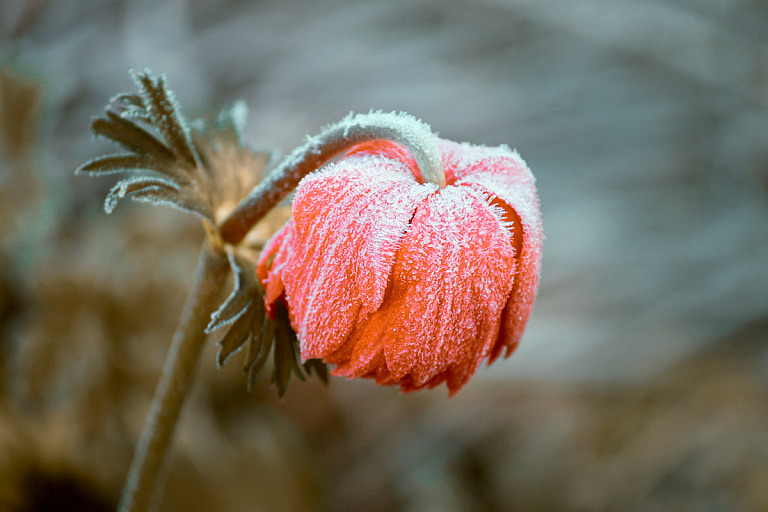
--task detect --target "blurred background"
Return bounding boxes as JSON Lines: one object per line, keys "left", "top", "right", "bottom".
{"left": 1, "top": 0, "right": 768, "bottom": 510}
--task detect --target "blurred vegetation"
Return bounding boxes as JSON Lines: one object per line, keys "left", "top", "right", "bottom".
{"left": 1, "top": 0, "right": 767, "bottom": 511}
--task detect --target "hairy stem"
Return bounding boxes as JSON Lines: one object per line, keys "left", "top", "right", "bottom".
{"left": 119, "top": 240, "right": 230, "bottom": 512}
{"left": 218, "top": 111, "right": 445, "bottom": 245}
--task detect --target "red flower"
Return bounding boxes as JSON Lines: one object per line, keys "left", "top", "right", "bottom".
{"left": 257, "top": 138, "right": 542, "bottom": 395}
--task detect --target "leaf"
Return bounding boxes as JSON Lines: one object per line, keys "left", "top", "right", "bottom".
{"left": 132, "top": 71, "right": 201, "bottom": 168}
{"left": 215, "top": 101, "right": 249, "bottom": 144}
{"left": 109, "top": 92, "right": 145, "bottom": 110}
{"left": 271, "top": 301, "right": 305, "bottom": 397}
{"left": 76, "top": 153, "right": 153, "bottom": 176}
{"left": 129, "top": 187, "right": 212, "bottom": 219}
{"left": 104, "top": 175, "right": 179, "bottom": 214}
{"left": 216, "top": 306, "right": 256, "bottom": 367}
{"left": 303, "top": 359, "right": 329, "bottom": 385}
{"left": 188, "top": 130, "right": 213, "bottom": 172}
{"left": 91, "top": 111, "right": 175, "bottom": 162}
{"left": 206, "top": 252, "right": 262, "bottom": 332}
{"left": 117, "top": 108, "right": 153, "bottom": 125}
{"left": 246, "top": 317, "right": 273, "bottom": 391}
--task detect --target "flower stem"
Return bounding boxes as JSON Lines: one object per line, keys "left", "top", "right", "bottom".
{"left": 218, "top": 111, "right": 445, "bottom": 245}
{"left": 118, "top": 240, "right": 230, "bottom": 512}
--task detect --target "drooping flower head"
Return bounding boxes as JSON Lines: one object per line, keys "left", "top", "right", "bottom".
{"left": 258, "top": 136, "right": 542, "bottom": 396}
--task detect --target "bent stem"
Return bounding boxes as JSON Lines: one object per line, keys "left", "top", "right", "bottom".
{"left": 119, "top": 240, "right": 230, "bottom": 512}
{"left": 219, "top": 111, "right": 445, "bottom": 245}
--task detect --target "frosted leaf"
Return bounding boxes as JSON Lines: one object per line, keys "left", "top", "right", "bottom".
{"left": 131, "top": 70, "right": 201, "bottom": 168}
{"left": 108, "top": 92, "right": 144, "bottom": 110}
{"left": 207, "top": 252, "right": 260, "bottom": 333}
{"left": 216, "top": 305, "right": 257, "bottom": 366}
{"left": 129, "top": 186, "right": 212, "bottom": 219}
{"left": 107, "top": 93, "right": 152, "bottom": 123}
{"left": 82, "top": 70, "right": 274, "bottom": 225}
{"left": 91, "top": 111, "right": 175, "bottom": 162}
{"left": 206, "top": 248, "right": 327, "bottom": 393}
{"left": 77, "top": 153, "right": 155, "bottom": 176}
{"left": 216, "top": 100, "right": 249, "bottom": 144}
{"left": 104, "top": 175, "right": 179, "bottom": 214}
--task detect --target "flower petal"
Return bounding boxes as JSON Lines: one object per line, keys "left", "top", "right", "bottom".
{"left": 282, "top": 154, "right": 437, "bottom": 358}
{"left": 438, "top": 139, "right": 528, "bottom": 184}
{"left": 450, "top": 145, "right": 542, "bottom": 361}
{"left": 257, "top": 217, "right": 296, "bottom": 318}
{"left": 331, "top": 185, "right": 517, "bottom": 395}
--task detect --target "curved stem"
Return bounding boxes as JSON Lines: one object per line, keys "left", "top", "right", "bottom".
{"left": 118, "top": 240, "right": 230, "bottom": 512}
{"left": 218, "top": 111, "right": 444, "bottom": 245}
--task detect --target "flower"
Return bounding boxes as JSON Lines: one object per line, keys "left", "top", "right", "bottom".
{"left": 257, "top": 138, "right": 542, "bottom": 396}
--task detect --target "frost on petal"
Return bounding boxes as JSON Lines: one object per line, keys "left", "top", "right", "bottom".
{"left": 345, "top": 141, "right": 422, "bottom": 182}
{"left": 330, "top": 186, "right": 516, "bottom": 396}
{"left": 282, "top": 154, "right": 437, "bottom": 359}
{"left": 426, "top": 138, "right": 542, "bottom": 361}
{"left": 460, "top": 173, "right": 542, "bottom": 362}
{"left": 438, "top": 139, "right": 529, "bottom": 185}
{"left": 257, "top": 218, "right": 296, "bottom": 318}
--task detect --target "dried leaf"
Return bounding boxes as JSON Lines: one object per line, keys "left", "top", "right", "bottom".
{"left": 82, "top": 70, "right": 277, "bottom": 231}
